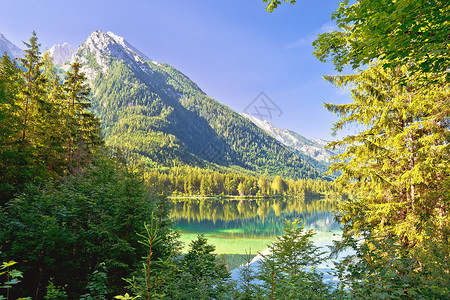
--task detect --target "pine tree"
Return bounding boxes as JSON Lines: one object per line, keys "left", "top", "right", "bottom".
{"left": 257, "top": 219, "right": 329, "bottom": 299}
{"left": 0, "top": 53, "right": 25, "bottom": 203}
{"left": 18, "top": 31, "right": 50, "bottom": 145}
{"left": 325, "top": 63, "right": 449, "bottom": 247}
{"left": 40, "top": 52, "right": 68, "bottom": 173}
{"left": 63, "top": 60, "right": 102, "bottom": 171}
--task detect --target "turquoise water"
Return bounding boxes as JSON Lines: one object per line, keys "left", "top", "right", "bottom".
{"left": 170, "top": 196, "right": 342, "bottom": 270}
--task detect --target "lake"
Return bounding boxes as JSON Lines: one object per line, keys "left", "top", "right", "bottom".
{"left": 170, "top": 196, "right": 342, "bottom": 271}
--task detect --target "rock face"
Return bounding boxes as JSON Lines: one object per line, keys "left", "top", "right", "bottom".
{"left": 0, "top": 33, "right": 23, "bottom": 58}
{"left": 66, "top": 30, "right": 321, "bottom": 179}
{"left": 242, "top": 113, "right": 342, "bottom": 163}
{"left": 46, "top": 42, "right": 75, "bottom": 64}
{"left": 73, "top": 30, "right": 155, "bottom": 82}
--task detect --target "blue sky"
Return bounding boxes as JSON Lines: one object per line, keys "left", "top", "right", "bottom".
{"left": 1, "top": 0, "right": 353, "bottom": 140}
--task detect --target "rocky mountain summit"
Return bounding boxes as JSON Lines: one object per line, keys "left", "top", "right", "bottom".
{"left": 46, "top": 42, "right": 75, "bottom": 64}
{"left": 242, "top": 113, "right": 341, "bottom": 163}
{"left": 0, "top": 33, "right": 23, "bottom": 58}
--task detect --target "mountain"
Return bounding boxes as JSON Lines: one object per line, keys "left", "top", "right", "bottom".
{"left": 242, "top": 113, "right": 343, "bottom": 175}
{"left": 46, "top": 42, "right": 75, "bottom": 64}
{"left": 71, "top": 30, "right": 320, "bottom": 179}
{"left": 0, "top": 33, "right": 23, "bottom": 58}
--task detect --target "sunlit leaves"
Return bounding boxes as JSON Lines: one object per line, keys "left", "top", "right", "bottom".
{"left": 313, "top": 0, "right": 449, "bottom": 83}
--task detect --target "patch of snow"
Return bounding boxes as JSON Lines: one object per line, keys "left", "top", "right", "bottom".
{"left": 46, "top": 42, "right": 75, "bottom": 64}
{"left": 242, "top": 113, "right": 341, "bottom": 163}
{"left": 0, "top": 33, "right": 24, "bottom": 58}
{"left": 73, "top": 30, "right": 156, "bottom": 79}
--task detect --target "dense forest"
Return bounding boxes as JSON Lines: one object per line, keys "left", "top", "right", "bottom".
{"left": 0, "top": 32, "right": 172, "bottom": 298}
{"left": 145, "top": 165, "right": 336, "bottom": 196}
{"left": 1, "top": 0, "right": 449, "bottom": 298}
{"left": 309, "top": 0, "right": 449, "bottom": 297}
{"left": 77, "top": 30, "right": 320, "bottom": 180}
{"left": 0, "top": 32, "right": 333, "bottom": 299}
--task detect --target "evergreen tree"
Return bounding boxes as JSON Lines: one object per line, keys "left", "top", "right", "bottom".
{"left": 271, "top": 175, "right": 287, "bottom": 195}
{"left": 257, "top": 219, "right": 330, "bottom": 299}
{"left": 63, "top": 60, "right": 102, "bottom": 171}
{"left": 18, "top": 31, "right": 47, "bottom": 145}
{"left": 173, "top": 235, "right": 231, "bottom": 299}
{"left": 0, "top": 53, "right": 25, "bottom": 203}
{"left": 326, "top": 63, "right": 449, "bottom": 248}
{"left": 325, "top": 63, "right": 449, "bottom": 297}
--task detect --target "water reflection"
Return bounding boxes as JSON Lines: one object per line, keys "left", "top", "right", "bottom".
{"left": 170, "top": 196, "right": 341, "bottom": 269}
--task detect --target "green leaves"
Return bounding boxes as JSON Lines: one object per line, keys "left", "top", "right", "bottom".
{"left": 174, "top": 234, "right": 232, "bottom": 299}
{"left": 313, "top": 0, "right": 450, "bottom": 83}
{"left": 0, "top": 152, "right": 160, "bottom": 298}
{"left": 0, "top": 32, "right": 104, "bottom": 204}
{"left": 323, "top": 62, "right": 449, "bottom": 297}
{"left": 256, "top": 219, "right": 331, "bottom": 299}
{"left": 114, "top": 293, "right": 140, "bottom": 300}
{"left": 263, "top": 0, "right": 296, "bottom": 12}
{"left": 0, "top": 261, "right": 26, "bottom": 299}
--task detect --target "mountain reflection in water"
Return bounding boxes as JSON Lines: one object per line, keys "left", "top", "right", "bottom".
{"left": 170, "top": 196, "right": 341, "bottom": 270}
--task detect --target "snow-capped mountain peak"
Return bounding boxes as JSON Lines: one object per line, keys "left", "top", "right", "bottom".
{"left": 46, "top": 42, "right": 75, "bottom": 64}
{"left": 242, "top": 113, "right": 341, "bottom": 163}
{"left": 0, "top": 33, "right": 24, "bottom": 58}
{"left": 73, "top": 30, "right": 154, "bottom": 82}
{"left": 106, "top": 31, "right": 150, "bottom": 61}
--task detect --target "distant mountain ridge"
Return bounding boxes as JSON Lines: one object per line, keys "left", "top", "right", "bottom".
{"left": 4, "top": 30, "right": 322, "bottom": 179}
{"left": 242, "top": 114, "right": 340, "bottom": 163}
{"left": 67, "top": 30, "right": 320, "bottom": 179}
{"left": 0, "top": 33, "right": 23, "bottom": 58}
{"left": 46, "top": 42, "right": 75, "bottom": 64}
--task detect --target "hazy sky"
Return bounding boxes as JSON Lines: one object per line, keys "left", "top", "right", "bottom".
{"left": 1, "top": 0, "right": 354, "bottom": 140}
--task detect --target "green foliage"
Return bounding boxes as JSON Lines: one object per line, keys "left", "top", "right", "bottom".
{"left": 85, "top": 46, "right": 319, "bottom": 180}
{"left": 312, "top": 0, "right": 449, "bottom": 83}
{"left": 0, "top": 52, "right": 26, "bottom": 204}
{"left": 308, "top": 0, "right": 450, "bottom": 297}
{"left": 0, "top": 33, "right": 103, "bottom": 205}
{"left": 233, "top": 252, "right": 258, "bottom": 300}
{"left": 79, "top": 263, "right": 109, "bottom": 300}
{"left": 256, "top": 219, "right": 331, "bottom": 299}
{"left": 171, "top": 235, "right": 232, "bottom": 299}
{"left": 44, "top": 279, "right": 67, "bottom": 300}
{"left": 122, "top": 220, "right": 177, "bottom": 299}
{"left": 325, "top": 64, "right": 449, "bottom": 247}
{"left": 263, "top": 0, "right": 296, "bottom": 12}
{"left": 114, "top": 293, "right": 140, "bottom": 300}
{"left": 322, "top": 63, "right": 449, "bottom": 297}
{"left": 145, "top": 165, "right": 336, "bottom": 197}
{"left": 332, "top": 229, "right": 450, "bottom": 299}
{"left": 0, "top": 261, "right": 29, "bottom": 300}
{"left": 0, "top": 152, "right": 158, "bottom": 298}
{"left": 63, "top": 59, "right": 103, "bottom": 172}
{"left": 271, "top": 175, "right": 288, "bottom": 195}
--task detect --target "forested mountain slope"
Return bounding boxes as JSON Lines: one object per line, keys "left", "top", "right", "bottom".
{"left": 242, "top": 113, "right": 346, "bottom": 175}
{"left": 68, "top": 30, "right": 320, "bottom": 179}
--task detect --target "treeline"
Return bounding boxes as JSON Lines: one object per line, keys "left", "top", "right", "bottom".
{"left": 86, "top": 37, "right": 320, "bottom": 179}
{"left": 170, "top": 197, "right": 339, "bottom": 225}
{"left": 0, "top": 31, "right": 102, "bottom": 204}
{"left": 145, "top": 165, "right": 337, "bottom": 196}
{"left": 0, "top": 33, "right": 178, "bottom": 299}
{"left": 0, "top": 32, "right": 338, "bottom": 299}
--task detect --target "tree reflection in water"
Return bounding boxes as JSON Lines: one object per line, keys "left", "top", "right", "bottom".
{"left": 170, "top": 196, "right": 342, "bottom": 270}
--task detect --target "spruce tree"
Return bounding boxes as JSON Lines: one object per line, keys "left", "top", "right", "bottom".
{"left": 325, "top": 63, "right": 449, "bottom": 296}
{"left": 0, "top": 53, "right": 24, "bottom": 203}
{"left": 63, "top": 60, "right": 102, "bottom": 171}
{"left": 325, "top": 63, "right": 449, "bottom": 247}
